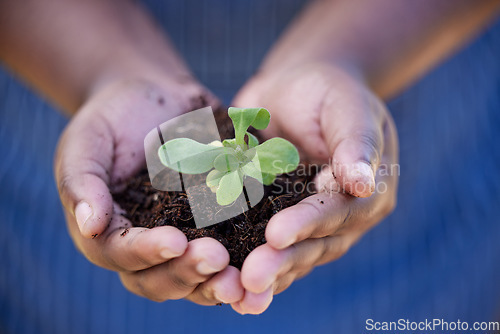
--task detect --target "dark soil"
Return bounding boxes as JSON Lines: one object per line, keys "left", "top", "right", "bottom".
{"left": 114, "top": 109, "right": 317, "bottom": 269}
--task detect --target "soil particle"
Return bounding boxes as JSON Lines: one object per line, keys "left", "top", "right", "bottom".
{"left": 114, "top": 109, "right": 317, "bottom": 269}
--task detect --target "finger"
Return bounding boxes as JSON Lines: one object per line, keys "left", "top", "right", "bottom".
{"left": 241, "top": 244, "right": 289, "bottom": 294}
{"left": 320, "top": 76, "right": 386, "bottom": 198}
{"left": 119, "top": 238, "right": 229, "bottom": 302}
{"left": 231, "top": 287, "right": 274, "bottom": 315}
{"left": 55, "top": 114, "right": 115, "bottom": 238}
{"left": 265, "top": 191, "right": 355, "bottom": 249}
{"left": 266, "top": 150, "right": 400, "bottom": 251}
{"left": 272, "top": 273, "right": 296, "bottom": 295}
{"left": 241, "top": 236, "right": 349, "bottom": 293}
{"left": 186, "top": 266, "right": 244, "bottom": 305}
{"left": 101, "top": 224, "right": 188, "bottom": 271}
{"left": 70, "top": 210, "right": 188, "bottom": 271}
{"left": 240, "top": 237, "right": 348, "bottom": 295}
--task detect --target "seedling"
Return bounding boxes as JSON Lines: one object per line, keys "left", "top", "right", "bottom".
{"left": 158, "top": 107, "right": 299, "bottom": 206}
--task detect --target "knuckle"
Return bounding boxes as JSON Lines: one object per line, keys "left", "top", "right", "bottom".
{"left": 198, "top": 286, "right": 218, "bottom": 304}
{"left": 316, "top": 236, "right": 350, "bottom": 266}
{"left": 170, "top": 273, "right": 198, "bottom": 291}
{"left": 122, "top": 272, "right": 170, "bottom": 303}
{"left": 57, "top": 173, "right": 73, "bottom": 203}
{"left": 302, "top": 199, "right": 323, "bottom": 217}
{"left": 340, "top": 205, "right": 354, "bottom": 228}
{"left": 127, "top": 237, "right": 156, "bottom": 268}
{"left": 274, "top": 274, "right": 294, "bottom": 295}
{"left": 341, "top": 128, "right": 382, "bottom": 168}
{"left": 357, "top": 131, "right": 382, "bottom": 164}
{"left": 135, "top": 255, "right": 155, "bottom": 269}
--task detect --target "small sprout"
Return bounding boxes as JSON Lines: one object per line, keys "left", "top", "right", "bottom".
{"left": 158, "top": 107, "right": 299, "bottom": 206}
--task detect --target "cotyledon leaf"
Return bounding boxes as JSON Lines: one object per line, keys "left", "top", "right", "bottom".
{"left": 159, "top": 138, "right": 226, "bottom": 174}
{"left": 213, "top": 151, "right": 240, "bottom": 172}
{"left": 246, "top": 132, "right": 259, "bottom": 148}
{"left": 254, "top": 137, "right": 299, "bottom": 175}
{"left": 241, "top": 161, "right": 276, "bottom": 185}
{"left": 206, "top": 169, "right": 227, "bottom": 192}
{"left": 216, "top": 170, "right": 243, "bottom": 206}
{"left": 222, "top": 138, "right": 237, "bottom": 149}
{"left": 228, "top": 107, "right": 270, "bottom": 146}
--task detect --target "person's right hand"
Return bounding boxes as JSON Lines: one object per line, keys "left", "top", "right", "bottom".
{"left": 55, "top": 78, "right": 244, "bottom": 305}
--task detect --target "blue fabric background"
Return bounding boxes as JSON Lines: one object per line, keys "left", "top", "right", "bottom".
{"left": 1, "top": 1, "right": 499, "bottom": 333}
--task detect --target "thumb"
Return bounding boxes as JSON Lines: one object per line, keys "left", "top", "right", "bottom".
{"left": 321, "top": 80, "right": 385, "bottom": 198}
{"left": 55, "top": 114, "right": 114, "bottom": 239}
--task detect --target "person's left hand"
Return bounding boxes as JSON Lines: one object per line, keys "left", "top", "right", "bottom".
{"left": 230, "top": 63, "right": 399, "bottom": 314}
{"left": 54, "top": 77, "right": 244, "bottom": 306}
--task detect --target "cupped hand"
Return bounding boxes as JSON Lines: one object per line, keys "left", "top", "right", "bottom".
{"left": 55, "top": 78, "right": 244, "bottom": 305}
{"left": 231, "top": 63, "right": 399, "bottom": 314}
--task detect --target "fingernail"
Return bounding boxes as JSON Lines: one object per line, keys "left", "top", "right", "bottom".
{"left": 160, "top": 247, "right": 183, "bottom": 259}
{"left": 281, "top": 234, "right": 296, "bottom": 249}
{"left": 239, "top": 287, "right": 274, "bottom": 315}
{"left": 262, "top": 286, "right": 274, "bottom": 303}
{"left": 268, "top": 218, "right": 295, "bottom": 249}
{"left": 75, "top": 201, "right": 93, "bottom": 234}
{"left": 351, "top": 162, "right": 375, "bottom": 190}
{"left": 196, "top": 261, "right": 220, "bottom": 275}
{"left": 214, "top": 292, "right": 229, "bottom": 304}
{"left": 232, "top": 301, "right": 247, "bottom": 315}
{"left": 260, "top": 278, "right": 275, "bottom": 295}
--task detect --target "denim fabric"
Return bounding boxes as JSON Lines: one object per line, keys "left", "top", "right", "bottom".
{"left": 1, "top": 1, "right": 499, "bottom": 333}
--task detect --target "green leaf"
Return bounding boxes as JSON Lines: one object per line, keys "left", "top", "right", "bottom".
{"left": 216, "top": 170, "right": 243, "bottom": 205}
{"left": 254, "top": 137, "right": 299, "bottom": 175}
{"left": 246, "top": 132, "right": 259, "bottom": 148}
{"left": 241, "top": 161, "right": 261, "bottom": 182}
{"left": 206, "top": 169, "right": 226, "bottom": 192}
{"left": 244, "top": 147, "right": 257, "bottom": 162}
{"left": 158, "top": 138, "right": 225, "bottom": 174}
{"left": 213, "top": 151, "right": 239, "bottom": 172}
{"left": 241, "top": 161, "right": 276, "bottom": 185}
{"left": 228, "top": 107, "right": 270, "bottom": 146}
{"left": 250, "top": 109, "right": 271, "bottom": 130}
{"left": 222, "top": 138, "right": 237, "bottom": 148}
{"left": 261, "top": 173, "right": 277, "bottom": 185}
